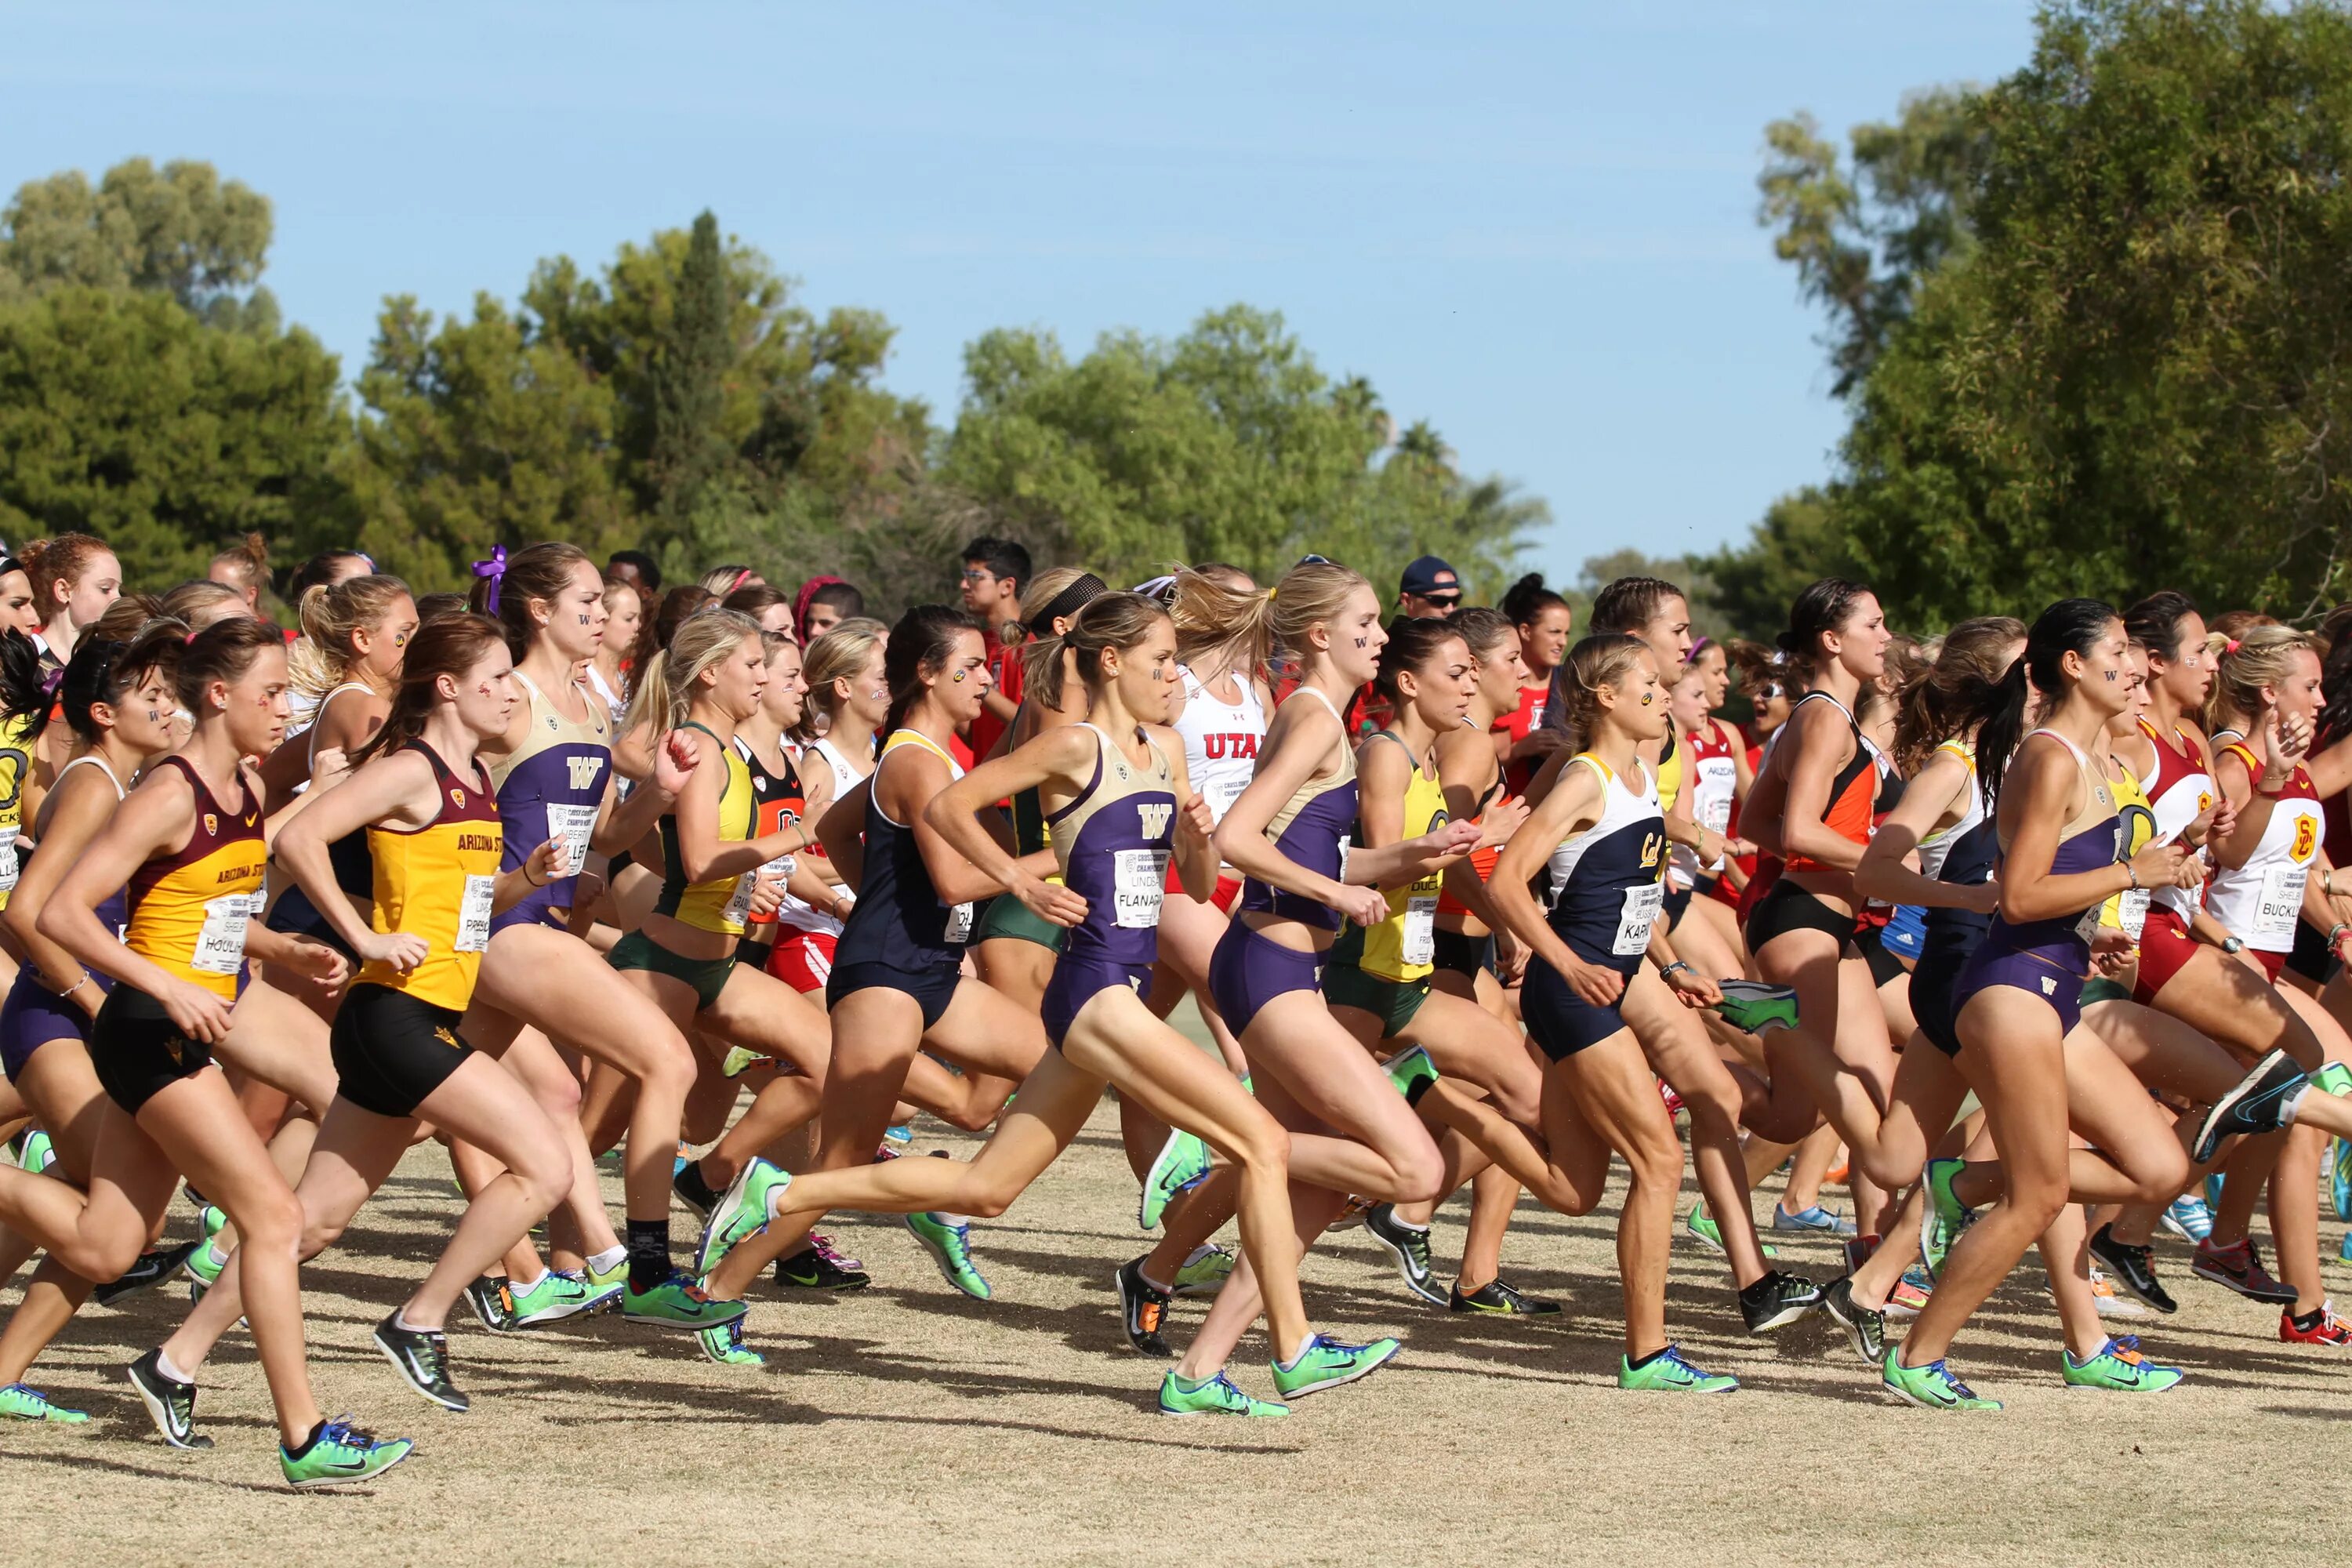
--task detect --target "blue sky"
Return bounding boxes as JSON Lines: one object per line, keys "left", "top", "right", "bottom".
{"left": 1, "top": 2, "right": 2041, "bottom": 586}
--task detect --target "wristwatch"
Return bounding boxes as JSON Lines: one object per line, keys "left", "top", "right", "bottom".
{"left": 2220, "top": 936, "right": 2244, "bottom": 956}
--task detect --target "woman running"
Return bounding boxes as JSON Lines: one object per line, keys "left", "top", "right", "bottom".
{"left": 147, "top": 614, "right": 575, "bottom": 1418}
{"left": 2, "top": 617, "right": 412, "bottom": 1484}
{"left": 1497, "top": 573, "right": 1571, "bottom": 794}
{"left": 764, "top": 620, "right": 888, "bottom": 1000}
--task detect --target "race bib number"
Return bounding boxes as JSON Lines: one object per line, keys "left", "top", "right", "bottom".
{"left": 724, "top": 858, "right": 793, "bottom": 928}
{"left": 1698, "top": 795, "right": 1733, "bottom": 836}
{"left": 1335, "top": 833, "right": 1352, "bottom": 886}
{"left": 1613, "top": 882, "right": 1665, "bottom": 956}
{"left": 1114, "top": 849, "right": 1171, "bottom": 928}
{"left": 2254, "top": 863, "right": 2307, "bottom": 944}
{"left": 1203, "top": 774, "right": 1247, "bottom": 822}
{"left": 544, "top": 802, "right": 598, "bottom": 879}
{"left": 2118, "top": 887, "right": 2150, "bottom": 942}
{"left": 193, "top": 891, "right": 252, "bottom": 975}
{"left": 1400, "top": 895, "right": 1438, "bottom": 967}
{"left": 456, "top": 874, "right": 496, "bottom": 953}
{"left": 0, "top": 826, "right": 18, "bottom": 894}
{"left": 944, "top": 900, "right": 974, "bottom": 945}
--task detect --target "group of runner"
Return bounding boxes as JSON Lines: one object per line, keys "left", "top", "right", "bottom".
{"left": 0, "top": 525, "right": 2347, "bottom": 1485}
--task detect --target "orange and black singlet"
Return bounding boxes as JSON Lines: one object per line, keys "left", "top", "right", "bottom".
{"left": 1782, "top": 691, "right": 1877, "bottom": 877}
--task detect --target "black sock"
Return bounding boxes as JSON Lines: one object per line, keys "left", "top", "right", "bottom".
{"left": 627, "top": 1218, "right": 672, "bottom": 1291}
{"left": 1625, "top": 1345, "right": 1669, "bottom": 1370}
{"left": 286, "top": 1421, "right": 323, "bottom": 1458}
{"left": 675, "top": 1163, "right": 719, "bottom": 1214}
{"left": 2293, "top": 1306, "right": 2327, "bottom": 1332}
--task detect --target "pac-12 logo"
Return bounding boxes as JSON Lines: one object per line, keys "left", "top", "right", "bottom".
{"left": 1138, "top": 802, "right": 1173, "bottom": 840}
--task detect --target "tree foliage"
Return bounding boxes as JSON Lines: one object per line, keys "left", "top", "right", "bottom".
{"left": 0, "top": 158, "right": 280, "bottom": 334}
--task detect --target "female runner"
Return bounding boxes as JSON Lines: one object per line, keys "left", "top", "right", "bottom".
{"left": 147, "top": 615, "right": 574, "bottom": 1418}
{"left": 1497, "top": 573, "right": 1571, "bottom": 793}
{"left": 23, "top": 533, "right": 121, "bottom": 664}
{"left": 765, "top": 620, "right": 889, "bottom": 999}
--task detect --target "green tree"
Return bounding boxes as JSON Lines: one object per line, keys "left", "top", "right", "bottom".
{"left": 0, "top": 287, "right": 344, "bottom": 581}
{"left": 0, "top": 158, "right": 280, "bottom": 334}
{"left": 647, "top": 211, "right": 734, "bottom": 528}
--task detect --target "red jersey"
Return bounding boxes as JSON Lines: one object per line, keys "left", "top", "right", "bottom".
{"left": 969, "top": 624, "right": 1025, "bottom": 764}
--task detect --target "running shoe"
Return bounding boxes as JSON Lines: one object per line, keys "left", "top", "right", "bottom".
{"left": 2192, "top": 1237, "right": 2299, "bottom": 1304}
{"left": 198, "top": 1201, "right": 226, "bottom": 1241}
{"left": 1171, "top": 1243, "right": 1235, "bottom": 1296}
{"left": 462, "top": 1276, "right": 517, "bottom": 1334}
{"left": 2335, "top": 1138, "right": 2352, "bottom": 1222}
{"left": 1771, "top": 1203, "right": 1856, "bottom": 1236}
{"left": 1158, "top": 1370, "right": 1288, "bottom": 1417}
{"left": 1657, "top": 1079, "right": 1684, "bottom": 1116}
{"left": 1683, "top": 1207, "right": 1777, "bottom": 1261}
{"left": 1885, "top": 1267, "right": 1933, "bottom": 1320}
{"left": 696, "top": 1316, "right": 764, "bottom": 1367}
{"left": 125, "top": 1348, "right": 212, "bottom": 1449}
{"left": 1712, "top": 978, "right": 1800, "bottom": 1036}
{"left": 2281, "top": 1300, "right": 2352, "bottom": 1346}
{"left": 883, "top": 1123, "right": 914, "bottom": 1148}
{"left": 1138, "top": 1129, "right": 1211, "bottom": 1231}
{"left": 2205, "top": 1172, "right": 2226, "bottom": 1208}
{"left": 2088, "top": 1223, "right": 2177, "bottom": 1313}
{"left": 584, "top": 1254, "right": 630, "bottom": 1311}
{"left": 720, "top": 1045, "right": 765, "bottom": 1079}
{"left": 182, "top": 1237, "right": 227, "bottom": 1305}
{"left": 510, "top": 1268, "right": 617, "bottom": 1326}
{"left": 2159, "top": 1193, "right": 2215, "bottom": 1243}
{"left": 670, "top": 1161, "right": 720, "bottom": 1221}
{"left": 1737, "top": 1270, "right": 1823, "bottom": 1333}
{"left": 905, "top": 1211, "right": 992, "bottom": 1299}
{"left": 697, "top": 1157, "right": 792, "bottom": 1277}
{"left": 2062, "top": 1334, "right": 2183, "bottom": 1392}
{"left": 1363, "top": 1203, "right": 1444, "bottom": 1305}
{"left": 775, "top": 1245, "right": 870, "bottom": 1291}
{"left": 622, "top": 1270, "right": 750, "bottom": 1329}
{"left": 1269, "top": 1334, "right": 1401, "bottom": 1399}
{"left": 280, "top": 1417, "right": 414, "bottom": 1489}
{"left": 2313, "top": 1062, "right": 2352, "bottom": 1097}
{"left": 1116, "top": 1257, "right": 1174, "bottom": 1357}
{"left": 1919, "top": 1157, "right": 1974, "bottom": 1280}
{"left": 93, "top": 1240, "right": 201, "bottom": 1308}
{"left": 1450, "top": 1277, "right": 1563, "bottom": 1316}
{"left": 811, "top": 1232, "right": 863, "bottom": 1272}
{"left": 1617, "top": 1345, "right": 1737, "bottom": 1392}
{"left": 1880, "top": 1348, "right": 2000, "bottom": 1410}
{"left": 2194, "top": 1047, "right": 2305, "bottom": 1163}
{"left": 0, "top": 1382, "right": 88, "bottom": 1424}
{"left": 372, "top": 1312, "right": 468, "bottom": 1413}
{"left": 2087, "top": 1269, "right": 2147, "bottom": 1318}
{"left": 1383, "top": 1045, "right": 1439, "bottom": 1105}
{"left": 6, "top": 1128, "right": 54, "bottom": 1174}
{"left": 1822, "top": 1276, "right": 1886, "bottom": 1364}
{"left": 2342, "top": 1232, "right": 2352, "bottom": 1263}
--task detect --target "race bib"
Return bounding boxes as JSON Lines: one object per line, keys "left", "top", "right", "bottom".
{"left": 724, "top": 856, "right": 797, "bottom": 926}
{"left": 1336, "top": 833, "right": 1352, "bottom": 885}
{"left": 2118, "top": 887, "right": 2151, "bottom": 942}
{"left": 1400, "top": 895, "right": 1438, "bottom": 967}
{"left": 1698, "top": 795, "right": 1733, "bottom": 836}
{"left": 544, "top": 802, "right": 598, "bottom": 879}
{"left": 1203, "top": 774, "right": 1247, "bottom": 822}
{"left": 0, "top": 826, "right": 18, "bottom": 894}
{"left": 944, "top": 900, "right": 974, "bottom": 945}
{"left": 1114, "top": 849, "right": 1171, "bottom": 928}
{"left": 193, "top": 891, "right": 252, "bottom": 975}
{"left": 1613, "top": 881, "right": 1665, "bottom": 956}
{"left": 2254, "top": 863, "right": 2307, "bottom": 944}
{"left": 456, "top": 874, "right": 496, "bottom": 952}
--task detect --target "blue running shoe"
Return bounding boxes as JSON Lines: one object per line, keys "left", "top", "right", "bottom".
{"left": 1772, "top": 1203, "right": 1857, "bottom": 1236}
{"left": 2160, "top": 1193, "right": 2214, "bottom": 1243}
{"left": 2334, "top": 1138, "right": 2352, "bottom": 1222}
{"left": 2205, "top": 1172, "right": 2226, "bottom": 1209}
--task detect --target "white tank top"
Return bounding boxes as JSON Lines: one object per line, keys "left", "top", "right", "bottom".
{"left": 1174, "top": 664, "right": 1266, "bottom": 825}
{"left": 786, "top": 735, "right": 869, "bottom": 938}
{"left": 2205, "top": 744, "right": 2322, "bottom": 953}
{"left": 1915, "top": 739, "right": 1985, "bottom": 883}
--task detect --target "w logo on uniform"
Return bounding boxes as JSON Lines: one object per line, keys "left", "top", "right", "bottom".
{"left": 1138, "top": 802, "right": 1173, "bottom": 840}
{"left": 568, "top": 756, "right": 603, "bottom": 790}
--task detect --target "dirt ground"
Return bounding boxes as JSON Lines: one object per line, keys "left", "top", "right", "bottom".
{"left": 2, "top": 1007, "right": 2344, "bottom": 1566}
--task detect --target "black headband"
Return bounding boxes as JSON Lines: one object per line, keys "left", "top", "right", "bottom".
{"left": 1037, "top": 573, "right": 1109, "bottom": 630}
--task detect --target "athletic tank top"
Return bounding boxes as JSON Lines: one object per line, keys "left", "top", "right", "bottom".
{"left": 2097, "top": 754, "right": 2158, "bottom": 939}
{"left": 1332, "top": 732, "right": 1450, "bottom": 983}
{"left": 0, "top": 710, "right": 35, "bottom": 904}
{"left": 732, "top": 733, "right": 804, "bottom": 935}
{"left": 2134, "top": 717, "right": 2216, "bottom": 920}
{"left": 312, "top": 682, "right": 379, "bottom": 899}
{"left": 655, "top": 721, "right": 758, "bottom": 937}
{"left": 126, "top": 757, "right": 267, "bottom": 1000}
{"left": 1918, "top": 739, "right": 1996, "bottom": 965}
{"left": 33, "top": 754, "right": 130, "bottom": 942}
{"left": 489, "top": 670, "right": 611, "bottom": 919}
{"left": 1783, "top": 691, "right": 1876, "bottom": 875}
{"left": 584, "top": 662, "right": 627, "bottom": 729}
{"left": 1985, "top": 729, "right": 2121, "bottom": 959}
{"left": 1238, "top": 687, "right": 1359, "bottom": 931}
{"left": 360, "top": 742, "right": 503, "bottom": 1010}
{"left": 836, "top": 729, "right": 974, "bottom": 971}
{"left": 1048, "top": 724, "right": 1177, "bottom": 971}
{"left": 1540, "top": 754, "right": 1668, "bottom": 966}
{"left": 1174, "top": 664, "right": 1267, "bottom": 826}
{"left": 791, "top": 735, "right": 869, "bottom": 938}
{"left": 1437, "top": 735, "right": 1504, "bottom": 921}
{"left": 2205, "top": 743, "right": 2322, "bottom": 953}
{"left": 1668, "top": 720, "right": 1739, "bottom": 885}
{"left": 1496, "top": 683, "right": 1547, "bottom": 794}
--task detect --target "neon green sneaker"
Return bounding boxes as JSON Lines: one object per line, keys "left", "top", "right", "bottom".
{"left": 696, "top": 1316, "right": 764, "bottom": 1367}
{"left": 1158, "top": 1370, "right": 1288, "bottom": 1417}
{"left": 1383, "top": 1046, "right": 1439, "bottom": 1105}
{"left": 1171, "top": 1243, "right": 1235, "bottom": 1297}
{"left": 10, "top": 1129, "right": 55, "bottom": 1175}
{"left": 720, "top": 1046, "right": 766, "bottom": 1079}
{"left": 183, "top": 1238, "right": 227, "bottom": 1305}
{"left": 509, "top": 1268, "right": 614, "bottom": 1327}
{"left": 622, "top": 1271, "right": 748, "bottom": 1330}
{"left": 1882, "top": 1346, "right": 2001, "bottom": 1410}
{"left": 1919, "top": 1157, "right": 1973, "bottom": 1281}
{"left": 585, "top": 1254, "right": 628, "bottom": 1311}
{"left": 2060, "top": 1334, "right": 2183, "bottom": 1393}
{"left": 1269, "top": 1334, "right": 1401, "bottom": 1399}
{"left": 279, "top": 1416, "right": 415, "bottom": 1488}
{"left": 1683, "top": 1207, "right": 1777, "bottom": 1261}
{"left": 199, "top": 1203, "right": 226, "bottom": 1243}
{"left": 696, "top": 1159, "right": 792, "bottom": 1277}
{"left": 0, "top": 1381, "right": 88, "bottom": 1423}
{"left": 905, "top": 1211, "right": 991, "bottom": 1299}
{"left": 1713, "top": 979, "right": 1799, "bottom": 1036}
{"left": 1617, "top": 1345, "right": 1737, "bottom": 1392}
{"left": 2312, "top": 1062, "right": 2352, "bottom": 1098}
{"left": 1138, "top": 1129, "right": 1211, "bottom": 1231}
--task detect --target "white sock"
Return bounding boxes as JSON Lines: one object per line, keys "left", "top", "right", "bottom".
{"left": 391, "top": 1309, "right": 436, "bottom": 1336}
{"left": 2281, "top": 1083, "right": 2312, "bottom": 1127}
{"left": 1139, "top": 1263, "right": 1174, "bottom": 1294}
{"left": 510, "top": 1265, "right": 545, "bottom": 1289}
{"left": 931, "top": 1212, "right": 971, "bottom": 1228}
{"left": 587, "top": 1245, "right": 626, "bottom": 1275}
{"left": 154, "top": 1348, "right": 194, "bottom": 1385}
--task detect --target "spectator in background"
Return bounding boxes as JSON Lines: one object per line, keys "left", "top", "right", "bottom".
{"left": 607, "top": 550, "right": 661, "bottom": 593}
{"left": 794, "top": 575, "right": 865, "bottom": 643}
{"left": 207, "top": 533, "right": 269, "bottom": 612}
{"left": 721, "top": 582, "right": 795, "bottom": 635}
{"left": 1396, "top": 554, "right": 1464, "bottom": 619}
{"left": 290, "top": 549, "right": 373, "bottom": 598}
{"left": 22, "top": 533, "right": 122, "bottom": 662}
{"left": 700, "top": 564, "right": 764, "bottom": 597}
{"left": 959, "top": 534, "right": 1031, "bottom": 759}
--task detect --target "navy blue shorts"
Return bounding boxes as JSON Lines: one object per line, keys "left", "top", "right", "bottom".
{"left": 0, "top": 966, "right": 107, "bottom": 1084}
{"left": 1521, "top": 953, "right": 1641, "bottom": 1060}
{"left": 1207, "top": 922, "right": 1322, "bottom": 1033}
{"left": 828, "top": 958, "right": 960, "bottom": 1031}
{"left": 1042, "top": 954, "right": 1152, "bottom": 1048}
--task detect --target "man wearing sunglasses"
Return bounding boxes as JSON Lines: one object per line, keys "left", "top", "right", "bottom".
{"left": 1398, "top": 554, "right": 1463, "bottom": 619}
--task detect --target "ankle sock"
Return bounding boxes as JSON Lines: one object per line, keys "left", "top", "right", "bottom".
{"left": 154, "top": 1348, "right": 194, "bottom": 1385}
{"left": 587, "top": 1244, "right": 626, "bottom": 1276}
{"left": 626, "top": 1219, "right": 671, "bottom": 1291}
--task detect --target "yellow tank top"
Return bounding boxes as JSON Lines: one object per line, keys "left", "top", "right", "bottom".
{"left": 1337, "top": 732, "right": 1449, "bottom": 984}
{"left": 0, "top": 709, "right": 34, "bottom": 908}
{"left": 125, "top": 757, "right": 267, "bottom": 1000}
{"left": 656, "top": 721, "right": 757, "bottom": 935}
{"left": 1654, "top": 728, "right": 1682, "bottom": 815}
{"left": 359, "top": 742, "right": 504, "bottom": 1011}
{"left": 2100, "top": 753, "right": 2156, "bottom": 935}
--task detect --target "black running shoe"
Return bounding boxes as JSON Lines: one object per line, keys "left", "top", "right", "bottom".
{"left": 671, "top": 1160, "right": 720, "bottom": 1221}
{"left": 372, "top": 1313, "right": 469, "bottom": 1413}
{"left": 2194, "top": 1048, "right": 2306, "bottom": 1163}
{"left": 125, "top": 1347, "right": 212, "bottom": 1449}
{"left": 1362, "top": 1203, "right": 1444, "bottom": 1306}
{"left": 2088, "top": 1222, "right": 2178, "bottom": 1314}
{"left": 1739, "top": 1269, "right": 1824, "bottom": 1333}
{"left": 1116, "top": 1256, "right": 1174, "bottom": 1356}
{"left": 1821, "top": 1276, "right": 1886, "bottom": 1364}
{"left": 463, "top": 1276, "right": 518, "bottom": 1334}
{"left": 93, "top": 1240, "right": 201, "bottom": 1308}
{"left": 1450, "top": 1277, "right": 1563, "bottom": 1316}
{"left": 774, "top": 1246, "right": 869, "bottom": 1291}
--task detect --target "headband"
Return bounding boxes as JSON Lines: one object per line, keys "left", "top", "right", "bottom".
{"left": 1036, "top": 573, "right": 1109, "bottom": 630}
{"left": 1131, "top": 574, "right": 1178, "bottom": 603}
{"left": 471, "top": 546, "right": 508, "bottom": 615}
